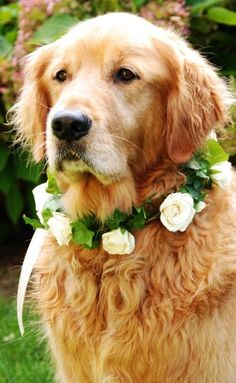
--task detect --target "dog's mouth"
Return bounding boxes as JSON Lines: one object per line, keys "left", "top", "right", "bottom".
{"left": 55, "top": 143, "right": 97, "bottom": 181}
{"left": 54, "top": 143, "right": 114, "bottom": 183}
{"left": 52, "top": 135, "right": 127, "bottom": 184}
{"left": 55, "top": 143, "right": 89, "bottom": 172}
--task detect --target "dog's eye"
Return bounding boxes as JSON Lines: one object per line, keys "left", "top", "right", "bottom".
{"left": 114, "top": 68, "right": 138, "bottom": 83}
{"left": 54, "top": 70, "right": 67, "bottom": 82}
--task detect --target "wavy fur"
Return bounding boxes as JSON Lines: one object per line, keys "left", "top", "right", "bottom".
{"left": 13, "top": 13, "right": 236, "bottom": 383}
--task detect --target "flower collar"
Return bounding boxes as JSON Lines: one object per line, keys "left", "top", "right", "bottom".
{"left": 17, "top": 133, "right": 232, "bottom": 335}
{"left": 25, "top": 134, "right": 232, "bottom": 254}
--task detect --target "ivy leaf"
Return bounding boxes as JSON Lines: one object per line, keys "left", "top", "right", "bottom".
{"left": 130, "top": 206, "right": 147, "bottom": 229}
{"left": 184, "top": 185, "right": 200, "bottom": 199}
{"left": 84, "top": 239, "right": 100, "bottom": 250}
{"left": 41, "top": 208, "right": 53, "bottom": 225}
{"left": 23, "top": 215, "right": 44, "bottom": 229}
{"left": 179, "top": 186, "right": 188, "bottom": 193}
{"left": 205, "top": 139, "right": 229, "bottom": 165}
{"left": 193, "top": 178, "right": 202, "bottom": 190}
{"left": 46, "top": 170, "right": 61, "bottom": 194}
{"left": 71, "top": 221, "right": 95, "bottom": 248}
{"left": 199, "top": 159, "right": 210, "bottom": 171}
{"left": 196, "top": 170, "right": 209, "bottom": 180}
{"left": 185, "top": 158, "right": 200, "bottom": 170}
{"left": 79, "top": 215, "right": 100, "bottom": 232}
{"left": 106, "top": 209, "right": 129, "bottom": 230}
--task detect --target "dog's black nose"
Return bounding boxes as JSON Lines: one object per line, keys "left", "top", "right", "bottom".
{"left": 51, "top": 111, "right": 92, "bottom": 141}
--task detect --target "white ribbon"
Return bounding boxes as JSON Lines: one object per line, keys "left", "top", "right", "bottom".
{"left": 17, "top": 228, "right": 48, "bottom": 336}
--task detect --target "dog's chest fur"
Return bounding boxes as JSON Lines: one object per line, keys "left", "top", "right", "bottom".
{"left": 33, "top": 188, "right": 236, "bottom": 383}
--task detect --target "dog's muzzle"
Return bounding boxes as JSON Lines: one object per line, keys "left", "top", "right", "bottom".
{"left": 51, "top": 110, "right": 92, "bottom": 142}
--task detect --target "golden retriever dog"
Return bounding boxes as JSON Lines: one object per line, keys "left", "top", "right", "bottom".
{"left": 12, "top": 12, "right": 236, "bottom": 383}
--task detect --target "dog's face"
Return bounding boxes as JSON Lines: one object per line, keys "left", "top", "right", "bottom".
{"left": 13, "top": 13, "right": 231, "bottom": 184}
{"left": 45, "top": 15, "right": 169, "bottom": 181}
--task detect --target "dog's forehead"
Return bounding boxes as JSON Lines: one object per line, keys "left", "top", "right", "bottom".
{"left": 69, "top": 13, "right": 155, "bottom": 41}
{"left": 53, "top": 13, "right": 181, "bottom": 77}
{"left": 44, "top": 13, "right": 183, "bottom": 83}
{"left": 59, "top": 13, "right": 167, "bottom": 56}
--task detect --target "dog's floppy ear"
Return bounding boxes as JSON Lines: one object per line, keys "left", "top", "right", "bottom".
{"left": 166, "top": 46, "right": 233, "bottom": 164}
{"left": 11, "top": 45, "right": 52, "bottom": 162}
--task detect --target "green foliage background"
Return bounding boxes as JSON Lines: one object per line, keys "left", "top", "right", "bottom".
{"left": 0, "top": 0, "right": 235, "bottom": 245}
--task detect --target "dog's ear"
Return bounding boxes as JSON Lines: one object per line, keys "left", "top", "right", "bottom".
{"left": 11, "top": 46, "right": 52, "bottom": 162}
{"left": 166, "top": 47, "right": 233, "bottom": 164}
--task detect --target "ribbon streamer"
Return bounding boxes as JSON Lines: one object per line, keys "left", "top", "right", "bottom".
{"left": 17, "top": 228, "right": 48, "bottom": 336}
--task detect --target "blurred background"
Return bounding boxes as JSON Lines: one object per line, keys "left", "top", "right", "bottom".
{"left": 0, "top": 0, "right": 235, "bottom": 381}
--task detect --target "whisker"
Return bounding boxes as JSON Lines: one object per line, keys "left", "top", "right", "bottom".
{"left": 37, "top": 101, "right": 51, "bottom": 110}
{"left": 107, "top": 133, "right": 146, "bottom": 158}
{"left": 96, "top": 142, "right": 121, "bottom": 163}
{"left": 25, "top": 131, "right": 46, "bottom": 138}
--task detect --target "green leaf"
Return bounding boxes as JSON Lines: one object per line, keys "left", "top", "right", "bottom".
{"left": 46, "top": 170, "right": 61, "bottom": 194}
{"left": 205, "top": 139, "right": 229, "bottom": 165}
{"left": 41, "top": 208, "right": 53, "bottom": 225}
{"left": 6, "top": 184, "right": 24, "bottom": 224}
{"left": 195, "top": 170, "right": 209, "bottom": 179}
{"left": 0, "top": 162, "right": 14, "bottom": 194}
{"left": 24, "top": 184, "right": 37, "bottom": 216}
{"left": 179, "top": 186, "right": 188, "bottom": 193}
{"left": 5, "top": 28, "right": 17, "bottom": 44}
{"left": 191, "top": 0, "right": 222, "bottom": 15}
{"left": 186, "top": 0, "right": 209, "bottom": 4}
{"left": 106, "top": 209, "right": 129, "bottom": 230}
{"left": 72, "top": 221, "right": 94, "bottom": 248}
{"left": 133, "top": 0, "right": 148, "bottom": 9}
{"left": 119, "top": 227, "right": 127, "bottom": 235}
{"left": 14, "top": 152, "right": 43, "bottom": 183}
{"left": 0, "top": 142, "right": 8, "bottom": 171}
{"left": 131, "top": 207, "right": 147, "bottom": 229}
{"left": 184, "top": 185, "right": 200, "bottom": 199}
{"left": 79, "top": 215, "right": 100, "bottom": 232}
{"left": 0, "top": 3, "right": 19, "bottom": 26}
{"left": 23, "top": 215, "right": 44, "bottom": 229}
{"left": 31, "top": 14, "right": 78, "bottom": 44}
{"left": 0, "top": 35, "right": 12, "bottom": 58}
{"left": 207, "top": 7, "right": 236, "bottom": 26}
{"left": 84, "top": 239, "right": 100, "bottom": 250}
{"left": 186, "top": 158, "right": 200, "bottom": 170}
{"left": 193, "top": 178, "right": 202, "bottom": 189}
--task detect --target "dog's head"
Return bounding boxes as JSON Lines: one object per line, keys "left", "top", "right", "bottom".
{"left": 12, "top": 13, "right": 232, "bottom": 184}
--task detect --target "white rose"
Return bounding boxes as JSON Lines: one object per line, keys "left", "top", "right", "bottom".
{"left": 210, "top": 161, "right": 232, "bottom": 189}
{"left": 32, "top": 182, "right": 51, "bottom": 223}
{"left": 102, "top": 228, "right": 135, "bottom": 255}
{"left": 47, "top": 212, "right": 72, "bottom": 246}
{"left": 160, "top": 193, "right": 196, "bottom": 232}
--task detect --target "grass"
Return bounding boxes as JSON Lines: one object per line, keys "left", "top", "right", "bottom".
{"left": 0, "top": 297, "right": 53, "bottom": 383}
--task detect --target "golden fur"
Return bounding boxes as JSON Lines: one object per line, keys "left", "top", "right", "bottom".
{"left": 12, "top": 12, "right": 236, "bottom": 383}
